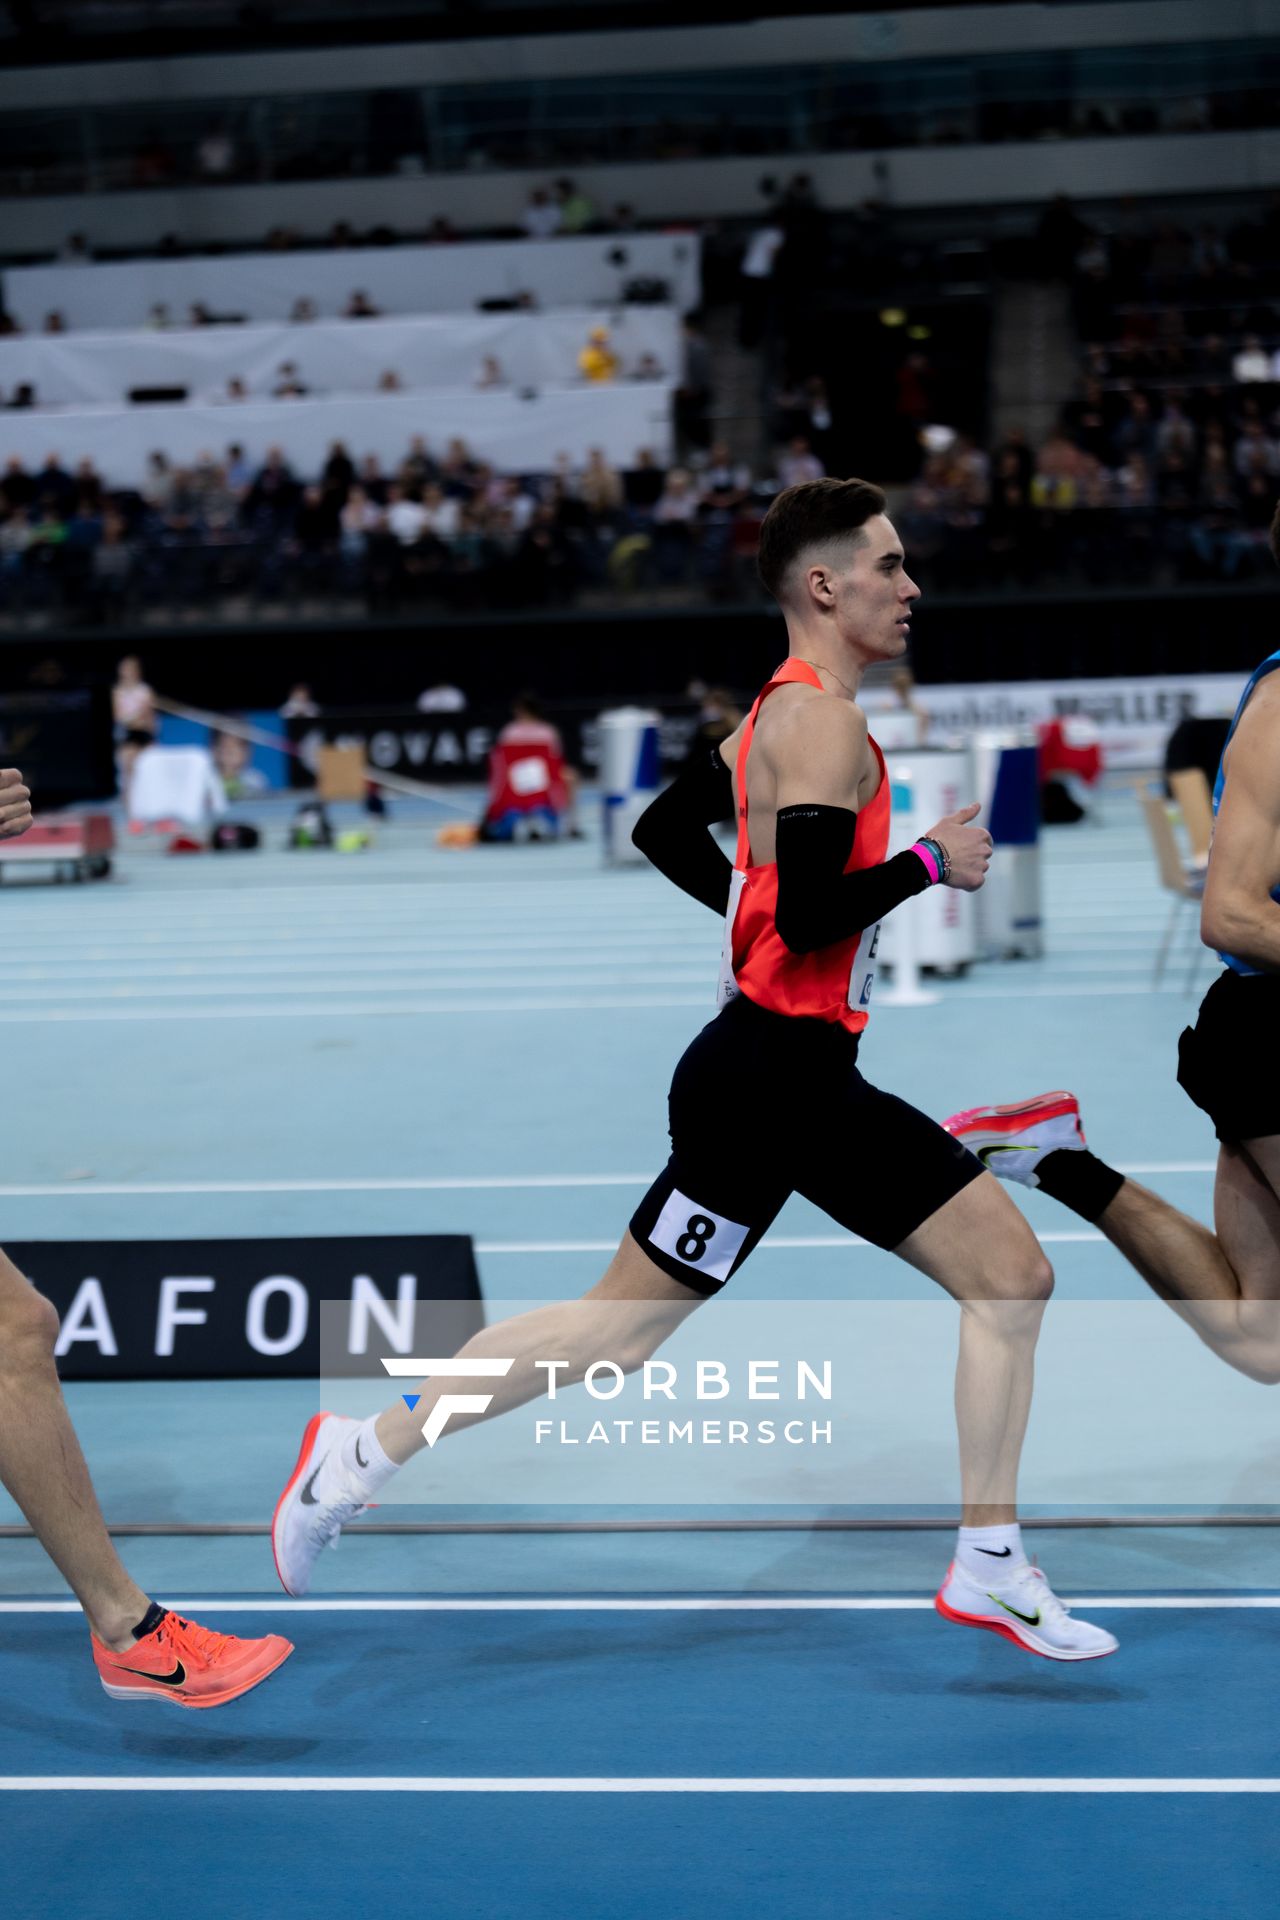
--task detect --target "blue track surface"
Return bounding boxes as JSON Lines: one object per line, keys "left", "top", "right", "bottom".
{"left": 2, "top": 786, "right": 1278, "bottom": 1916}
{"left": 3, "top": 1602, "right": 1280, "bottom": 1919}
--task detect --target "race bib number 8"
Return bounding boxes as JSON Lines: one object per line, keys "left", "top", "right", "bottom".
{"left": 649, "top": 1189, "right": 750, "bottom": 1284}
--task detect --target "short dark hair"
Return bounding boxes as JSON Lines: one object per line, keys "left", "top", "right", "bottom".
{"left": 756, "top": 478, "right": 887, "bottom": 603}
{"left": 1271, "top": 495, "right": 1280, "bottom": 570}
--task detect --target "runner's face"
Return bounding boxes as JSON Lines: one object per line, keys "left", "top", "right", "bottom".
{"left": 833, "top": 516, "right": 920, "bottom": 661}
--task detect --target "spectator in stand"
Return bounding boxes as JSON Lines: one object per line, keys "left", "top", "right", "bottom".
{"left": 7, "top": 383, "right": 36, "bottom": 410}
{"left": 90, "top": 512, "right": 135, "bottom": 621}
{"left": 358, "top": 454, "right": 389, "bottom": 505}
{"left": 738, "top": 217, "right": 784, "bottom": 348}
{"left": 378, "top": 369, "right": 403, "bottom": 393}
{"left": 777, "top": 435, "right": 824, "bottom": 489}
{"left": 344, "top": 290, "right": 381, "bottom": 320}
{"left": 281, "top": 683, "right": 320, "bottom": 719}
{"left": 188, "top": 302, "right": 213, "bottom": 328}
{"left": 652, "top": 467, "right": 699, "bottom": 580}
{"left": 426, "top": 216, "right": 458, "bottom": 244}
{"left": 631, "top": 353, "right": 666, "bottom": 382}
{"left": 322, "top": 442, "right": 355, "bottom": 501}
{"left": 385, "top": 484, "right": 427, "bottom": 547}
{"left": 1234, "top": 335, "right": 1272, "bottom": 385}
{"left": 1155, "top": 394, "right": 1198, "bottom": 464}
{"left": 225, "top": 444, "right": 252, "bottom": 494}
{"left": 475, "top": 355, "right": 507, "bottom": 390}
{"left": 42, "top": 311, "right": 66, "bottom": 335}
{"left": 440, "top": 438, "right": 481, "bottom": 494}
{"left": 579, "top": 448, "right": 623, "bottom": 519}
{"left": 290, "top": 298, "right": 318, "bottom": 324}
{"left": 417, "top": 682, "right": 467, "bottom": 712}
{"left": 59, "top": 232, "right": 92, "bottom": 262}
{"left": 197, "top": 123, "right": 236, "bottom": 179}
{"left": 421, "top": 482, "right": 461, "bottom": 541}
{"left": 146, "top": 304, "right": 172, "bottom": 331}
{"left": 272, "top": 362, "right": 308, "bottom": 398}
{"left": 624, "top": 448, "right": 666, "bottom": 517}
{"left": 1234, "top": 419, "right": 1280, "bottom": 479}
{"left": 521, "top": 188, "right": 562, "bottom": 240}
{"left": 338, "top": 485, "right": 380, "bottom": 577}
{"left": 698, "top": 443, "right": 751, "bottom": 514}
{"left": 606, "top": 203, "right": 639, "bottom": 234}
{"left": 399, "top": 436, "right": 438, "bottom": 490}
{"left": 244, "top": 446, "right": 300, "bottom": 530}
{"left": 0, "top": 308, "right": 21, "bottom": 336}
{"left": 328, "top": 222, "right": 356, "bottom": 249}
{"left": 554, "top": 178, "right": 595, "bottom": 234}
{"left": 1, "top": 459, "right": 34, "bottom": 513}
{"left": 1112, "top": 391, "right": 1157, "bottom": 466}
{"left": 578, "top": 326, "right": 618, "bottom": 383}
{"left": 675, "top": 313, "right": 713, "bottom": 450}
{"left": 221, "top": 377, "right": 249, "bottom": 403}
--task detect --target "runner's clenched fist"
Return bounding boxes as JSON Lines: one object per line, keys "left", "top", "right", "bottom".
{"left": 0, "top": 768, "right": 32, "bottom": 840}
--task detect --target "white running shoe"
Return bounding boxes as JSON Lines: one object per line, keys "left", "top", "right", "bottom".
{"left": 936, "top": 1560, "right": 1118, "bottom": 1661}
{"left": 271, "top": 1411, "right": 371, "bottom": 1598}
{"left": 942, "top": 1090, "right": 1086, "bottom": 1189}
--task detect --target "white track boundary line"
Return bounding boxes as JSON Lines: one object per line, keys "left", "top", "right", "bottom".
{"left": 0, "top": 1776, "right": 1275, "bottom": 1794}
{"left": 0, "top": 1162, "right": 1214, "bottom": 1198}
{"left": 2, "top": 1597, "right": 1277, "bottom": 1613}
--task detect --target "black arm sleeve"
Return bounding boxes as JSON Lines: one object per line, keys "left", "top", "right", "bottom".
{"left": 630, "top": 745, "right": 736, "bottom": 915}
{"left": 774, "top": 803, "right": 931, "bottom": 955}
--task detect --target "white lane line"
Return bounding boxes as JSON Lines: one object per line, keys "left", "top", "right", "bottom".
{"left": 0, "top": 1163, "right": 1213, "bottom": 1198}
{"left": 0, "top": 1777, "right": 1276, "bottom": 1794}
{"left": 472, "top": 1232, "right": 1107, "bottom": 1252}
{"left": 0, "top": 971, "right": 713, "bottom": 1004}
{"left": 2, "top": 1597, "right": 1278, "bottom": 1613}
{"left": 0, "top": 996, "right": 711, "bottom": 1023}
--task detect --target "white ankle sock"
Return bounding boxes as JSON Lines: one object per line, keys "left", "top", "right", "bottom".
{"left": 955, "top": 1523, "right": 1027, "bottom": 1579}
{"left": 339, "top": 1416, "right": 399, "bottom": 1496}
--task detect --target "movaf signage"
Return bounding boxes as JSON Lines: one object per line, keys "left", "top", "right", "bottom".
{"left": 12, "top": 1237, "right": 483, "bottom": 1380}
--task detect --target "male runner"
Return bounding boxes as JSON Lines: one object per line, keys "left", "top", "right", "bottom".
{"left": 945, "top": 501, "right": 1280, "bottom": 1385}
{"left": 276, "top": 480, "right": 1116, "bottom": 1660}
{"left": 0, "top": 767, "right": 292, "bottom": 1706}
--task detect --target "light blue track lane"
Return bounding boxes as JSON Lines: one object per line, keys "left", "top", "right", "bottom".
{"left": 2, "top": 1605, "right": 1279, "bottom": 1920}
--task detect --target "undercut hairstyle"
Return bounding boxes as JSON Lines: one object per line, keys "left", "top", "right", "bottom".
{"left": 1271, "top": 496, "right": 1280, "bottom": 570}
{"left": 756, "top": 478, "right": 887, "bottom": 604}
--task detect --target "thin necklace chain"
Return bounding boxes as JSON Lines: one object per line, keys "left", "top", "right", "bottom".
{"left": 795, "top": 658, "right": 859, "bottom": 700}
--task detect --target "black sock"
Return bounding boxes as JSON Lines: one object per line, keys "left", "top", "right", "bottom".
{"left": 131, "top": 1600, "right": 168, "bottom": 1641}
{"left": 1035, "top": 1149, "right": 1125, "bottom": 1223}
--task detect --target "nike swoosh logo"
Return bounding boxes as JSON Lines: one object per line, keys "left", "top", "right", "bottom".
{"left": 355, "top": 1437, "right": 369, "bottom": 1471}
{"left": 977, "top": 1144, "right": 1032, "bottom": 1167}
{"left": 991, "top": 1595, "right": 1041, "bottom": 1627}
{"left": 975, "top": 1545, "right": 1013, "bottom": 1557}
{"left": 111, "top": 1659, "right": 187, "bottom": 1687}
{"left": 300, "top": 1464, "right": 324, "bottom": 1506}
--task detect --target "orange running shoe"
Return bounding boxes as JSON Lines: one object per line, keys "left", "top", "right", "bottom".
{"left": 942, "top": 1090, "right": 1086, "bottom": 1189}
{"left": 92, "top": 1608, "right": 292, "bottom": 1709}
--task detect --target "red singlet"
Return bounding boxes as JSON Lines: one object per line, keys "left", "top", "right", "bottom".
{"left": 716, "top": 658, "right": 889, "bottom": 1035}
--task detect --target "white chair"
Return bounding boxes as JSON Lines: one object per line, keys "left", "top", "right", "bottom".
{"left": 128, "top": 745, "right": 226, "bottom": 828}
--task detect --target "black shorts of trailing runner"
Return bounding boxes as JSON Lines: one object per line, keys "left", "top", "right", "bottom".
{"left": 629, "top": 990, "right": 984, "bottom": 1294}
{"left": 1178, "top": 969, "right": 1280, "bottom": 1145}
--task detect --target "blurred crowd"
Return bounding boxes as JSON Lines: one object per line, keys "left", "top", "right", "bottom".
{"left": 898, "top": 204, "right": 1280, "bottom": 588}
{"left": 0, "top": 434, "right": 804, "bottom": 622}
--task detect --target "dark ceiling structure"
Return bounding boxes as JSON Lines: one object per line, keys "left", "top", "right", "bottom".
{"left": 0, "top": 1, "right": 1091, "bottom": 67}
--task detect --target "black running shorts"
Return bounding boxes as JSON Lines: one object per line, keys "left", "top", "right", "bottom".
{"left": 629, "top": 991, "right": 985, "bottom": 1295}
{"left": 1178, "top": 969, "right": 1280, "bottom": 1145}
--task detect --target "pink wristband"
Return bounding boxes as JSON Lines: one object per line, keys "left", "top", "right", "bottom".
{"left": 910, "top": 840, "right": 942, "bottom": 886}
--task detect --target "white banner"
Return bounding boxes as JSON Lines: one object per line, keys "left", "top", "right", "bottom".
{"left": 0, "top": 382, "right": 673, "bottom": 486}
{"left": 0, "top": 308, "right": 680, "bottom": 409}
{"left": 863, "top": 673, "right": 1248, "bottom": 769}
{"left": 4, "top": 233, "right": 701, "bottom": 334}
